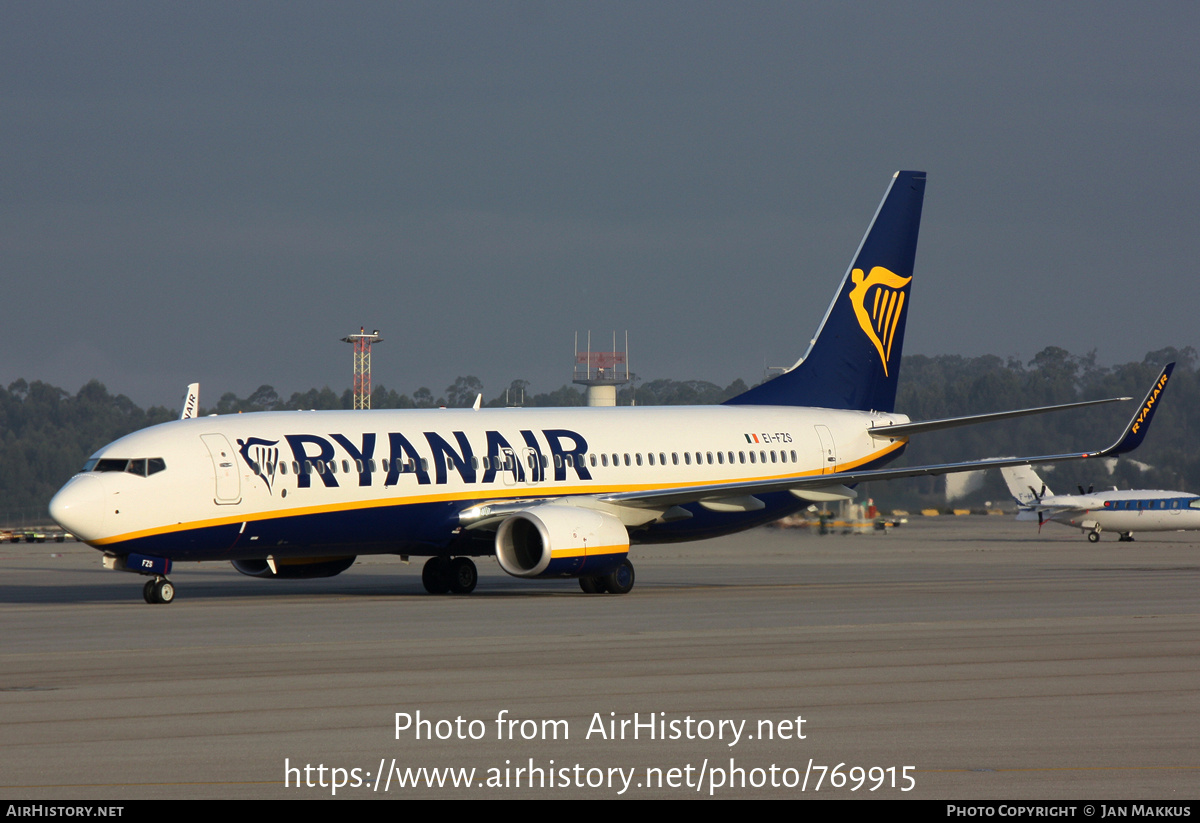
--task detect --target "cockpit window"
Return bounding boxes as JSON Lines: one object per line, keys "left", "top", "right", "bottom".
{"left": 94, "top": 458, "right": 131, "bottom": 472}
{"left": 84, "top": 457, "right": 167, "bottom": 476}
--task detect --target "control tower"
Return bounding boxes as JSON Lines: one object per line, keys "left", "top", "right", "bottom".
{"left": 572, "top": 331, "right": 630, "bottom": 407}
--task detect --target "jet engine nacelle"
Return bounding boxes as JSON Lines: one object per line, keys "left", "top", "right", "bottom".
{"left": 495, "top": 505, "right": 629, "bottom": 579}
{"left": 231, "top": 556, "right": 357, "bottom": 579}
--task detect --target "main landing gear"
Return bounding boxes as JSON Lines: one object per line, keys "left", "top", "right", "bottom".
{"left": 421, "top": 556, "right": 478, "bottom": 594}
{"left": 578, "top": 558, "right": 635, "bottom": 595}
{"left": 142, "top": 576, "right": 175, "bottom": 604}
{"left": 1086, "top": 530, "right": 1135, "bottom": 543}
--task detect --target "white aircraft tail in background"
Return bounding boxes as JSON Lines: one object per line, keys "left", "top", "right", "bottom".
{"left": 179, "top": 383, "right": 200, "bottom": 420}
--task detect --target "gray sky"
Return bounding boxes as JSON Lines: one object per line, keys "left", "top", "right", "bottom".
{"left": 4, "top": 2, "right": 1198, "bottom": 409}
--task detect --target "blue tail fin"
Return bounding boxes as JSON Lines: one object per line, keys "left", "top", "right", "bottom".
{"left": 725, "top": 170, "right": 926, "bottom": 412}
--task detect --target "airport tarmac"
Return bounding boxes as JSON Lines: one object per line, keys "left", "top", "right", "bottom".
{"left": 1, "top": 518, "right": 1197, "bottom": 800}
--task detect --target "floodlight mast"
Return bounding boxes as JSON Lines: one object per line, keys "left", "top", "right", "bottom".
{"left": 341, "top": 328, "right": 383, "bottom": 409}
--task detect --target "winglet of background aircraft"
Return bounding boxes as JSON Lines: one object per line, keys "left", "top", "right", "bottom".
{"left": 179, "top": 383, "right": 199, "bottom": 420}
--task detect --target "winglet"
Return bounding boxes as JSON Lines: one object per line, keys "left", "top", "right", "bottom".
{"left": 180, "top": 383, "right": 200, "bottom": 420}
{"left": 1097, "top": 362, "right": 1173, "bottom": 456}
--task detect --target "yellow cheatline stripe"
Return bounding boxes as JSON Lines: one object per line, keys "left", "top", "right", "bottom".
{"left": 92, "top": 440, "right": 907, "bottom": 547}
{"left": 549, "top": 544, "right": 629, "bottom": 559}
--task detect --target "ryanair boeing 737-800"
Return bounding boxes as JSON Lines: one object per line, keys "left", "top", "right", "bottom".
{"left": 48, "top": 172, "right": 1171, "bottom": 603}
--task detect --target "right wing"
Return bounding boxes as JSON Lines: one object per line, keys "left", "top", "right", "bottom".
{"left": 600, "top": 363, "right": 1174, "bottom": 512}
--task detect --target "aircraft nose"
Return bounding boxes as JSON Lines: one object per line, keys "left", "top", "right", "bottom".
{"left": 48, "top": 474, "right": 106, "bottom": 542}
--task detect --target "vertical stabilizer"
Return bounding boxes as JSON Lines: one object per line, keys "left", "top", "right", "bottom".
{"left": 180, "top": 383, "right": 200, "bottom": 420}
{"left": 1000, "top": 464, "right": 1052, "bottom": 506}
{"left": 726, "top": 170, "right": 926, "bottom": 411}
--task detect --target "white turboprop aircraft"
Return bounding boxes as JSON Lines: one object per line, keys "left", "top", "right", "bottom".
{"left": 1001, "top": 457, "right": 1197, "bottom": 543}
{"left": 48, "top": 171, "right": 1171, "bottom": 604}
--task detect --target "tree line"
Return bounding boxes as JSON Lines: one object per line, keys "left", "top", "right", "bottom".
{"left": 1, "top": 346, "right": 1195, "bottom": 519}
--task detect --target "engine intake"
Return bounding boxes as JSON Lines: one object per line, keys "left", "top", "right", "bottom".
{"left": 495, "top": 505, "right": 628, "bottom": 579}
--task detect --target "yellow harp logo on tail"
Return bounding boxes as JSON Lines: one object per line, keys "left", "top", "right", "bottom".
{"left": 849, "top": 266, "right": 912, "bottom": 377}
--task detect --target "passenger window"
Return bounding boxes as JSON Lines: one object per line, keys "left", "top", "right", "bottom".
{"left": 280, "top": 462, "right": 289, "bottom": 476}
{"left": 624, "top": 454, "right": 631, "bottom": 466}
{"left": 749, "top": 452, "right": 756, "bottom": 464}
{"left": 590, "top": 454, "right": 597, "bottom": 467}
{"left": 672, "top": 453, "right": 679, "bottom": 465}
{"left": 790, "top": 450, "right": 797, "bottom": 462}
{"left": 601, "top": 454, "right": 609, "bottom": 467}
{"left": 660, "top": 452, "right": 666, "bottom": 465}
{"left": 647, "top": 453, "right": 655, "bottom": 466}
{"left": 684, "top": 453, "right": 692, "bottom": 465}
{"left": 636, "top": 453, "right": 643, "bottom": 466}
{"left": 717, "top": 452, "right": 724, "bottom": 464}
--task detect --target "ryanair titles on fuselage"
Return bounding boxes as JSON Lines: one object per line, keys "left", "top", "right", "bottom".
{"left": 240, "top": 427, "right": 596, "bottom": 494}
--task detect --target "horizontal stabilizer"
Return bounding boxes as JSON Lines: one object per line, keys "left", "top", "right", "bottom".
{"left": 869, "top": 396, "right": 1130, "bottom": 439}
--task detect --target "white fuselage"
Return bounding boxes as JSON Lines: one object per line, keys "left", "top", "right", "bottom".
{"left": 50, "top": 404, "right": 910, "bottom": 560}
{"left": 1027, "top": 489, "right": 1200, "bottom": 536}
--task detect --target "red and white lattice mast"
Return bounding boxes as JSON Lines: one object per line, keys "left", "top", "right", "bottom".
{"left": 340, "top": 328, "right": 382, "bottom": 409}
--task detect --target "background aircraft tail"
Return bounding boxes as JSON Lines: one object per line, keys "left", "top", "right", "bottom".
{"left": 180, "top": 383, "right": 199, "bottom": 420}
{"left": 1000, "top": 464, "right": 1052, "bottom": 506}
{"left": 725, "top": 170, "right": 926, "bottom": 412}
